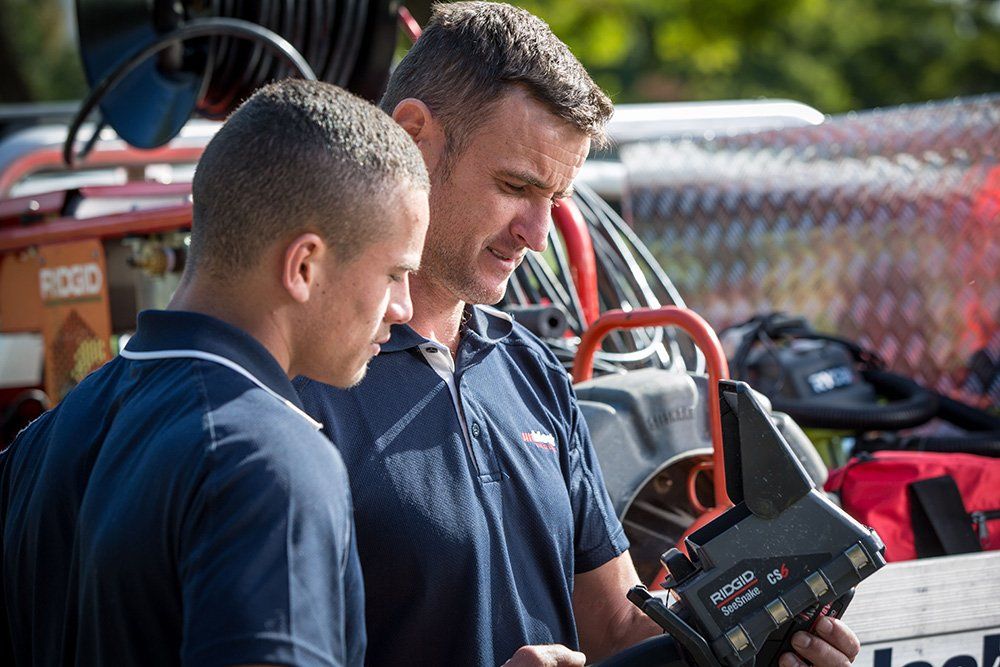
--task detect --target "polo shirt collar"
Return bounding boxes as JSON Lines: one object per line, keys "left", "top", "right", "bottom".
{"left": 380, "top": 322, "right": 427, "bottom": 353}
{"left": 466, "top": 305, "right": 514, "bottom": 345}
{"left": 380, "top": 305, "right": 514, "bottom": 354}
{"left": 124, "top": 310, "right": 314, "bottom": 422}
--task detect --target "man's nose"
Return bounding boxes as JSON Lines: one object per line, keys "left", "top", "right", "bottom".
{"left": 385, "top": 275, "right": 414, "bottom": 325}
{"left": 510, "top": 200, "right": 551, "bottom": 253}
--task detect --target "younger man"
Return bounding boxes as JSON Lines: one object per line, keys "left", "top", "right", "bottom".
{"left": 0, "top": 79, "right": 429, "bottom": 666}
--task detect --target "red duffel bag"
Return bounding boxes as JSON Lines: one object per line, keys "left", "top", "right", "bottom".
{"left": 825, "top": 450, "right": 1000, "bottom": 562}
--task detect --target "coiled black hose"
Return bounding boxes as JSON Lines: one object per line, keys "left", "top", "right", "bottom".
{"left": 769, "top": 369, "right": 940, "bottom": 431}
{"left": 65, "top": 17, "right": 317, "bottom": 165}
{"left": 900, "top": 434, "right": 1000, "bottom": 457}
{"left": 68, "top": 0, "right": 395, "bottom": 162}
{"left": 936, "top": 391, "right": 1000, "bottom": 431}
{"left": 859, "top": 373, "right": 1000, "bottom": 456}
{"left": 856, "top": 432, "right": 1000, "bottom": 458}
{"left": 199, "top": 0, "right": 373, "bottom": 115}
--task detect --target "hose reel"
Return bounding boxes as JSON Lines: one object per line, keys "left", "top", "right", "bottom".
{"left": 68, "top": 0, "right": 400, "bottom": 162}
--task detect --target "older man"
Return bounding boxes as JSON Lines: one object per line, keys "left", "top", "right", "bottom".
{"left": 296, "top": 4, "right": 861, "bottom": 667}
{"left": 0, "top": 80, "right": 429, "bottom": 666}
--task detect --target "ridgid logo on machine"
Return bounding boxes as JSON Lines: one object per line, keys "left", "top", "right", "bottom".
{"left": 39, "top": 262, "right": 104, "bottom": 303}
{"left": 710, "top": 570, "right": 762, "bottom": 616}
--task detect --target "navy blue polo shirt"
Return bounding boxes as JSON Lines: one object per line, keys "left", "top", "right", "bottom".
{"left": 0, "top": 310, "right": 365, "bottom": 667}
{"left": 294, "top": 306, "right": 628, "bottom": 667}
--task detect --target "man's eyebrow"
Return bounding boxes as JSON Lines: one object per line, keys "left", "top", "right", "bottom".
{"left": 396, "top": 260, "right": 420, "bottom": 273}
{"left": 498, "top": 169, "right": 573, "bottom": 199}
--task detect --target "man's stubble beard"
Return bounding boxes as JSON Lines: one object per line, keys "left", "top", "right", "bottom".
{"left": 420, "top": 234, "right": 507, "bottom": 307}
{"left": 345, "top": 362, "right": 369, "bottom": 388}
{"left": 423, "top": 165, "right": 508, "bottom": 307}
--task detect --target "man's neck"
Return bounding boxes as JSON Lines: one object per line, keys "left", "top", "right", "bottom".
{"left": 168, "top": 275, "right": 293, "bottom": 375}
{"left": 407, "top": 273, "right": 467, "bottom": 355}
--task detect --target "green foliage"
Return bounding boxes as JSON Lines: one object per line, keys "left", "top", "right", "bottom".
{"left": 2, "top": 0, "right": 997, "bottom": 110}
{"left": 518, "top": 0, "right": 1000, "bottom": 111}
{"left": 0, "top": 0, "right": 86, "bottom": 102}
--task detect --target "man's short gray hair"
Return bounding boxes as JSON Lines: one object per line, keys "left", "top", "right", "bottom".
{"left": 191, "top": 79, "right": 429, "bottom": 277}
{"left": 380, "top": 1, "right": 613, "bottom": 160}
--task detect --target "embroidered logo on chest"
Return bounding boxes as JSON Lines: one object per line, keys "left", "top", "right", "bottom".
{"left": 521, "top": 429, "right": 556, "bottom": 452}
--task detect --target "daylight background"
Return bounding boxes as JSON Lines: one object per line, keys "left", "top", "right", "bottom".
{"left": 2, "top": 0, "right": 999, "bottom": 111}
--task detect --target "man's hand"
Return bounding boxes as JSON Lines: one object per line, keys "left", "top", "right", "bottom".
{"left": 780, "top": 617, "right": 861, "bottom": 667}
{"left": 502, "top": 644, "right": 587, "bottom": 667}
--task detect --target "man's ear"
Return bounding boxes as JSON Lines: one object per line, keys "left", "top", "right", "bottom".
{"left": 392, "top": 98, "right": 445, "bottom": 174}
{"left": 282, "top": 232, "right": 327, "bottom": 304}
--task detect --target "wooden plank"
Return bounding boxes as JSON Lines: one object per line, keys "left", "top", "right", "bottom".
{"left": 844, "top": 551, "right": 1000, "bottom": 643}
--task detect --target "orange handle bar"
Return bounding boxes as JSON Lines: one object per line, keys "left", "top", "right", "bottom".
{"left": 572, "top": 306, "right": 732, "bottom": 509}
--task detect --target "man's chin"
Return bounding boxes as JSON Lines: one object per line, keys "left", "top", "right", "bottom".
{"left": 462, "top": 277, "right": 509, "bottom": 306}
{"left": 320, "top": 359, "right": 370, "bottom": 390}
{"left": 344, "top": 362, "right": 369, "bottom": 388}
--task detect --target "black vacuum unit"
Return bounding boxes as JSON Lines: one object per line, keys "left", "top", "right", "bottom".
{"left": 722, "top": 312, "right": 1000, "bottom": 457}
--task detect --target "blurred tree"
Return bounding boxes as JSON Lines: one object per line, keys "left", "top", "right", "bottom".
{"left": 0, "top": 0, "right": 86, "bottom": 103}
{"left": 1, "top": 0, "right": 997, "bottom": 111}
{"left": 517, "top": 0, "right": 1000, "bottom": 111}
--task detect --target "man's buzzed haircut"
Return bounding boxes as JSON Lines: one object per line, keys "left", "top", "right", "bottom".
{"left": 191, "top": 79, "right": 429, "bottom": 277}
{"left": 380, "top": 1, "right": 613, "bottom": 162}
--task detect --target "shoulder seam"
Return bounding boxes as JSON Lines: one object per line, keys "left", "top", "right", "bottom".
{"left": 191, "top": 360, "right": 219, "bottom": 449}
{"left": 496, "top": 337, "right": 569, "bottom": 376}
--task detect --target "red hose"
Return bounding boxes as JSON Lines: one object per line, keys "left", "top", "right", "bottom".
{"left": 551, "top": 200, "right": 600, "bottom": 325}
{"left": 398, "top": 6, "right": 422, "bottom": 43}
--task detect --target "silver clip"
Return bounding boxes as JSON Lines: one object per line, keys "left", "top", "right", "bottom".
{"left": 972, "top": 511, "right": 989, "bottom": 542}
